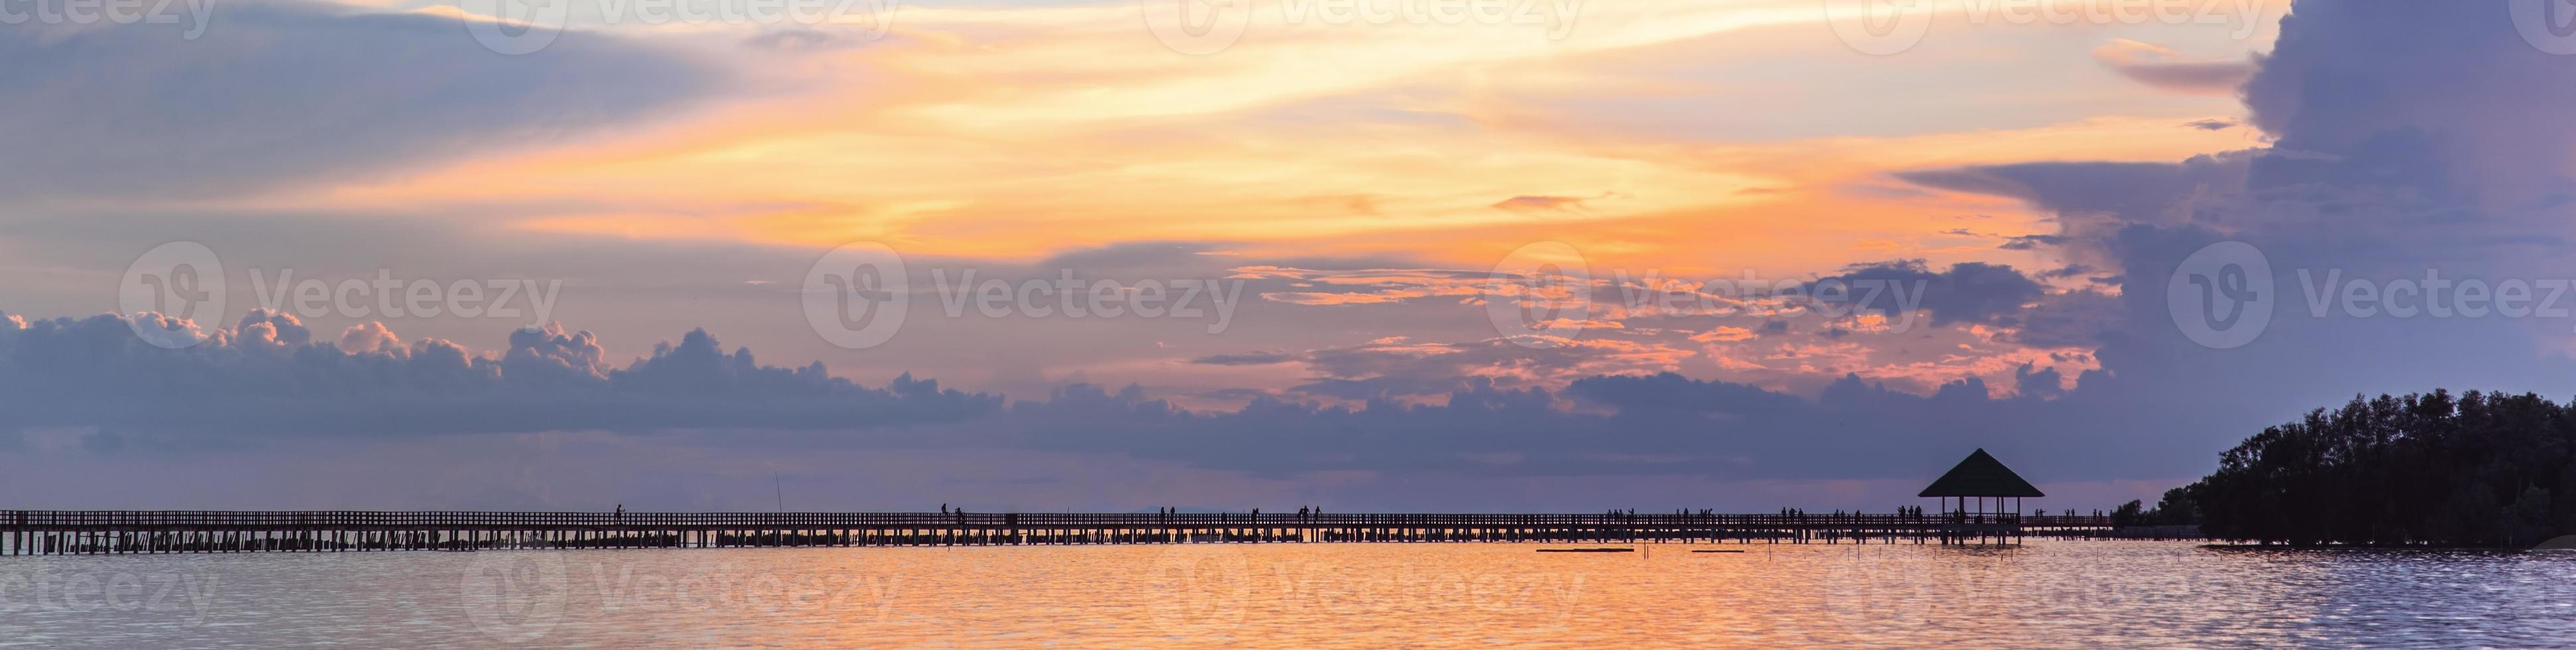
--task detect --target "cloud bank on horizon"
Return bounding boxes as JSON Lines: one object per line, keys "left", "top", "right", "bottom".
{"left": 3, "top": 0, "right": 2570, "bottom": 511}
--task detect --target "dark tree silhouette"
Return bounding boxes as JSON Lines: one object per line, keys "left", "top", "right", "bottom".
{"left": 2170, "top": 390, "right": 2576, "bottom": 547}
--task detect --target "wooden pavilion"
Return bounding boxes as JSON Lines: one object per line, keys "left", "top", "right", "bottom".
{"left": 1919, "top": 448, "right": 2044, "bottom": 544}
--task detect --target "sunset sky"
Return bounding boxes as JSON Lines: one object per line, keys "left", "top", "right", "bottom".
{"left": 5, "top": 0, "right": 2569, "bottom": 513}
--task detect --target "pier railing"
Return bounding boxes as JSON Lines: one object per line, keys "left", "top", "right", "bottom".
{"left": 1, "top": 510, "right": 2118, "bottom": 555}
{"left": 0, "top": 510, "right": 2107, "bottom": 530}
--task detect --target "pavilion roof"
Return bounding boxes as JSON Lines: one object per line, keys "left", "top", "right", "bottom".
{"left": 1917, "top": 448, "right": 2045, "bottom": 497}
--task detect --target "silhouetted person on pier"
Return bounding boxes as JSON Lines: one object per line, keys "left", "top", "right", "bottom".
{"left": 941, "top": 503, "right": 948, "bottom": 515}
{"left": 615, "top": 505, "right": 623, "bottom": 524}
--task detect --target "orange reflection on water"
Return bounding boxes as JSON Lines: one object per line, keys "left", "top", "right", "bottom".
{"left": 12, "top": 540, "right": 2573, "bottom": 646}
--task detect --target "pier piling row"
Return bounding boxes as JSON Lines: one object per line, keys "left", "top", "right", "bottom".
{"left": 0, "top": 511, "right": 2115, "bottom": 554}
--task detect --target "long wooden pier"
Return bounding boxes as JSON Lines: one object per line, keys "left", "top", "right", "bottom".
{"left": 0, "top": 510, "right": 2117, "bottom": 554}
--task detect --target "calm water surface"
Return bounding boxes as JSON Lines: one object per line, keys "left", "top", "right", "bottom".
{"left": 3, "top": 540, "right": 2571, "bottom": 647}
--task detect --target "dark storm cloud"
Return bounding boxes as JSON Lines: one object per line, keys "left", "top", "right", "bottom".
{"left": 2000, "top": 235, "right": 2067, "bottom": 251}
{"left": 2034, "top": 265, "right": 2092, "bottom": 280}
{"left": 1810, "top": 260, "right": 2046, "bottom": 328}
{"left": 1899, "top": 156, "right": 2253, "bottom": 229}
{"left": 2243, "top": 0, "right": 2576, "bottom": 191}
{"left": 2014, "top": 363, "right": 2066, "bottom": 399}
{"left": 1863, "top": 0, "right": 2576, "bottom": 487}
{"left": 0, "top": 313, "right": 999, "bottom": 440}
{"left": 1, "top": 308, "right": 2144, "bottom": 482}
{"left": 1999, "top": 289, "right": 2120, "bottom": 350}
